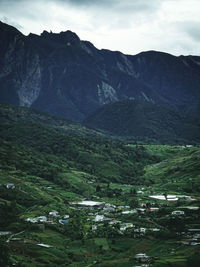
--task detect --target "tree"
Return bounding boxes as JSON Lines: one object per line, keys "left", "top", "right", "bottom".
{"left": 0, "top": 239, "right": 9, "bottom": 267}
{"left": 187, "top": 252, "right": 200, "bottom": 267}
{"left": 129, "top": 198, "right": 138, "bottom": 208}
{"left": 96, "top": 185, "right": 101, "bottom": 192}
{"left": 0, "top": 201, "right": 18, "bottom": 227}
{"left": 130, "top": 188, "right": 136, "bottom": 195}
{"left": 164, "top": 217, "right": 186, "bottom": 233}
{"left": 64, "top": 212, "right": 86, "bottom": 240}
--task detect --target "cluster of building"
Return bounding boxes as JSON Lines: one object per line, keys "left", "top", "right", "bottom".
{"left": 22, "top": 192, "right": 199, "bottom": 246}
{"left": 25, "top": 211, "right": 70, "bottom": 226}
{"left": 178, "top": 230, "right": 200, "bottom": 246}
{"left": 70, "top": 200, "right": 161, "bottom": 235}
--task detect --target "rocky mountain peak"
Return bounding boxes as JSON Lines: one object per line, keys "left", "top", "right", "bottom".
{"left": 0, "top": 21, "right": 23, "bottom": 36}
{"left": 40, "top": 29, "right": 80, "bottom": 46}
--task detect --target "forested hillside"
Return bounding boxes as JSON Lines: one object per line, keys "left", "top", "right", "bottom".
{"left": 84, "top": 100, "right": 200, "bottom": 144}
{"left": 0, "top": 104, "right": 159, "bottom": 188}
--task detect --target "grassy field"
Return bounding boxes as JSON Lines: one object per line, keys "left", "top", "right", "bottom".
{"left": 143, "top": 145, "right": 200, "bottom": 195}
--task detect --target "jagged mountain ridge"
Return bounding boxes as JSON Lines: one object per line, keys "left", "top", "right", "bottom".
{"left": 0, "top": 21, "right": 200, "bottom": 121}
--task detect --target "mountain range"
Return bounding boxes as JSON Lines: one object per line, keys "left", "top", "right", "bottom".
{"left": 0, "top": 21, "right": 200, "bottom": 143}
{"left": 1, "top": 21, "right": 200, "bottom": 121}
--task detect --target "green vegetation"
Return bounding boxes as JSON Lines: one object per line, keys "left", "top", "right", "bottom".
{"left": 0, "top": 104, "right": 199, "bottom": 266}
{"left": 143, "top": 145, "right": 200, "bottom": 192}
{"left": 0, "top": 120, "right": 159, "bottom": 186}
{"left": 84, "top": 99, "right": 200, "bottom": 144}
{"left": 0, "top": 103, "right": 107, "bottom": 139}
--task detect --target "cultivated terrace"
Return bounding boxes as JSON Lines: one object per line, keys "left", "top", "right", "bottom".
{"left": 0, "top": 105, "right": 200, "bottom": 266}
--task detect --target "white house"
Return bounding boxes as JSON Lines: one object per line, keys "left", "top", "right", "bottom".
{"left": 120, "top": 223, "right": 134, "bottom": 231}
{"left": 49, "top": 211, "right": 59, "bottom": 217}
{"left": 37, "top": 243, "right": 52, "bottom": 248}
{"left": 103, "top": 207, "right": 115, "bottom": 213}
{"left": 6, "top": 183, "right": 15, "bottom": 189}
{"left": 92, "top": 225, "right": 97, "bottom": 231}
{"left": 171, "top": 210, "right": 185, "bottom": 216}
{"left": 37, "top": 216, "right": 47, "bottom": 222}
{"left": 122, "top": 210, "right": 137, "bottom": 215}
{"left": 151, "top": 228, "right": 160, "bottom": 232}
{"left": 94, "top": 215, "right": 104, "bottom": 222}
{"left": 72, "top": 201, "right": 105, "bottom": 209}
{"left": 137, "top": 190, "right": 144, "bottom": 194}
{"left": 0, "top": 231, "right": 12, "bottom": 236}
{"left": 135, "top": 253, "right": 148, "bottom": 259}
{"left": 134, "top": 227, "right": 147, "bottom": 234}
{"left": 26, "top": 218, "right": 38, "bottom": 223}
{"left": 26, "top": 216, "right": 47, "bottom": 223}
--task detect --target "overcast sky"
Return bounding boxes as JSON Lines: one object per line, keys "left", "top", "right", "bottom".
{"left": 0, "top": 0, "right": 199, "bottom": 56}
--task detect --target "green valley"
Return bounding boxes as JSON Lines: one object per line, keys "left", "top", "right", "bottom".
{"left": 0, "top": 104, "right": 200, "bottom": 267}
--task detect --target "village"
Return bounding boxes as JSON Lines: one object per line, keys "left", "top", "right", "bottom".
{"left": 2, "top": 181, "right": 200, "bottom": 266}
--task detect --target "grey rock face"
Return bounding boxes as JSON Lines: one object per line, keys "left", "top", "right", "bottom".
{"left": 0, "top": 21, "right": 200, "bottom": 121}
{"left": 17, "top": 53, "right": 41, "bottom": 107}
{"left": 97, "top": 82, "right": 118, "bottom": 105}
{"left": 0, "top": 22, "right": 42, "bottom": 107}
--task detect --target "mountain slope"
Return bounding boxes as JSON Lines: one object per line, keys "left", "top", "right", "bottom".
{"left": 0, "top": 103, "right": 159, "bottom": 185}
{"left": 84, "top": 100, "right": 200, "bottom": 144}
{"left": 0, "top": 21, "right": 200, "bottom": 121}
{"left": 0, "top": 103, "right": 109, "bottom": 139}
{"left": 129, "top": 51, "right": 200, "bottom": 114}
{"left": 144, "top": 145, "right": 200, "bottom": 193}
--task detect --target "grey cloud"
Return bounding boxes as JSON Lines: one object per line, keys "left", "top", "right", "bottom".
{"left": 0, "top": 0, "right": 199, "bottom": 56}
{"left": 0, "top": 0, "right": 45, "bottom": 25}
{"left": 59, "top": 0, "right": 163, "bottom": 13}
{"left": 62, "top": 0, "right": 111, "bottom": 5}
{"left": 0, "top": 16, "right": 23, "bottom": 30}
{"left": 0, "top": 0, "right": 164, "bottom": 17}
{"left": 0, "top": 0, "right": 164, "bottom": 33}
{"left": 178, "top": 21, "right": 200, "bottom": 42}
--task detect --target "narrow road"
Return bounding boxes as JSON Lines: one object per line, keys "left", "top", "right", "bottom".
{"left": 6, "top": 230, "right": 25, "bottom": 243}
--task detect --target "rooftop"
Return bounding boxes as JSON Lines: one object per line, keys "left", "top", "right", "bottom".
{"left": 72, "top": 201, "right": 105, "bottom": 206}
